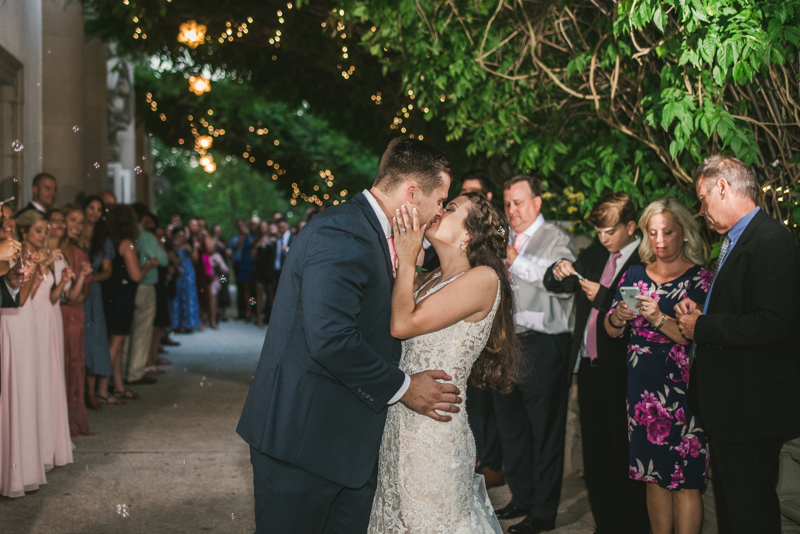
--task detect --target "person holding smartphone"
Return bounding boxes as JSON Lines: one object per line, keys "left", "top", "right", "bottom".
{"left": 543, "top": 192, "right": 649, "bottom": 534}
{"left": 604, "top": 198, "right": 711, "bottom": 534}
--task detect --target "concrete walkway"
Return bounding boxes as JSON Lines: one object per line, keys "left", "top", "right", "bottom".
{"left": 0, "top": 321, "right": 594, "bottom": 534}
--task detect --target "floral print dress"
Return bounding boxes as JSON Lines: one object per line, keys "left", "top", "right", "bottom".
{"left": 607, "top": 264, "right": 712, "bottom": 490}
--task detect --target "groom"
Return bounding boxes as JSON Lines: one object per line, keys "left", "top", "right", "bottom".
{"left": 237, "top": 137, "right": 461, "bottom": 533}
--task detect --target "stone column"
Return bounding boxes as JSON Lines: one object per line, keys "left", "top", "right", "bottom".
{"left": 82, "top": 37, "right": 108, "bottom": 197}
{"left": 41, "top": 0, "right": 86, "bottom": 207}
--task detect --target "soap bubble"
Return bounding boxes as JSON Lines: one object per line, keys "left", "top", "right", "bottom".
{"left": 72, "top": 126, "right": 80, "bottom": 133}
{"left": 249, "top": 297, "right": 256, "bottom": 305}
{"left": 231, "top": 513, "right": 235, "bottom": 519}
{"left": 93, "top": 162, "right": 100, "bottom": 169}
{"left": 134, "top": 166, "right": 143, "bottom": 174}
{"left": 220, "top": 275, "right": 227, "bottom": 283}
{"left": 116, "top": 504, "right": 130, "bottom": 517}
{"left": 11, "top": 140, "right": 23, "bottom": 152}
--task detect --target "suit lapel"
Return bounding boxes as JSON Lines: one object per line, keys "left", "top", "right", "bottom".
{"left": 351, "top": 193, "right": 395, "bottom": 280}
{"left": 707, "top": 210, "right": 765, "bottom": 311}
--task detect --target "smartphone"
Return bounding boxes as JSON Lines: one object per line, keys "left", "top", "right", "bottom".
{"left": 619, "top": 286, "right": 642, "bottom": 314}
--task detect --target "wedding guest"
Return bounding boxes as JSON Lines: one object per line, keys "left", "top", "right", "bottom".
{"left": 206, "top": 234, "right": 228, "bottom": 330}
{"left": 0, "top": 204, "right": 23, "bottom": 395}
{"left": 98, "top": 188, "right": 117, "bottom": 209}
{"left": 104, "top": 205, "right": 158, "bottom": 401}
{"left": 238, "top": 217, "right": 258, "bottom": 321}
{"left": 0, "top": 215, "right": 48, "bottom": 497}
{"left": 46, "top": 209, "right": 66, "bottom": 253}
{"left": 253, "top": 221, "right": 276, "bottom": 328}
{"left": 123, "top": 203, "right": 166, "bottom": 386}
{"left": 459, "top": 169, "right": 494, "bottom": 200}
{"left": 273, "top": 217, "right": 292, "bottom": 286}
{"left": 188, "top": 219, "right": 210, "bottom": 328}
{"left": 211, "top": 225, "right": 231, "bottom": 321}
{"left": 605, "top": 198, "right": 711, "bottom": 534}
{"left": 55, "top": 205, "right": 94, "bottom": 436}
{"left": 229, "top": 219, "right": 248, "bottom": 320}
{"left": 544, "top": 193, "right": 649, "bottom": 533}
{"left": 35, "top": 212, "right": 75, "bottom": 459}
{"left": 170, "top": 226, "right": 201, "bottom": 332}
{"left": 493, "top": 174, "right": 576, "bottom": 534}
{"left": 82, "top": 197, "right": 117, "bottom": 406}
{"left": 147, "top": 224, "right": 173, "bottom": 373}
{"left": 675, "top": 155, "right": 800, "bottom": 534}
{"left": 0, "top": 205, "right": 19, "bottom": 277}
{"left": 17, "top": 173, "right": 57, "bottom": 216}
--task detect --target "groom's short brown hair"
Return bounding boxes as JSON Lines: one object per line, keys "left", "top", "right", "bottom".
{"left": 373, "top": 137, "right": 453, "bottom": 196}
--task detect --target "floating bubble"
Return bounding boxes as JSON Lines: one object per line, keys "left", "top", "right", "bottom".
{"left": 220, "top": 275, "right": 227, "bottom": 283}
{"left": 94, "top": 162, "right": 100, "bottom": 169}
{"left": 160, "top": 237, "right": 166, "bottom": 244}
{"left": 200, "top": 382, "right": 204, "bottom": 386}
{"left": 249, "top": 297, "right": 256, "bottom": 305}
{"left": 116, "top": 504, "right": 130, "bottom": 517}
{"left": 72, "top": 125, "right": 80, "bottom": 133}
{"left": 11, "top": 140, "right": 23, "bottom": 152}
{"left": 12, "top": 463, "right": 15, "bottom": 470}
{"left": 207, "top": 183, "right": 212, "bottom": 189}
{"left": 122, "top": 279, "right": 128, "bottom": 285}
{"left": 12, "top": 178, "right": 17, "bottom": 182}
{"left": 231, "top": 513, "right": 235, "bottom": 519}
{"left": 134, "top": 166, "right": 143, "bottom": 174}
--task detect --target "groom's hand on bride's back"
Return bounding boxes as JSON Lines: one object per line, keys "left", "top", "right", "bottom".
{"left": 400, "top": 370, "right": 462, "bottom": 422}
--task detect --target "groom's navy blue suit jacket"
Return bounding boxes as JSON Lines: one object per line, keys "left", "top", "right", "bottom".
{"left": 237, "top": 193, "right": 405, "bottom": 488}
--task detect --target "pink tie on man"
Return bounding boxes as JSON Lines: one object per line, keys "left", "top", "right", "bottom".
{"left": 387, "top": 236, "right": 397, "bottom": 278}
{"left": 585, "top": 251, "right": 622, "bottom": 361}
{"left": 513, "top": 232, "right": 526, "bottom": 253}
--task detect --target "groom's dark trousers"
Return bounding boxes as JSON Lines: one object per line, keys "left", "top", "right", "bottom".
{"left": 237, "top": 193, "right": 405, "bottom": 533}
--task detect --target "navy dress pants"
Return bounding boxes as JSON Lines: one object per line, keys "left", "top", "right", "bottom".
{"left": 250, "top": 446, "right": 377, "bottom": 534}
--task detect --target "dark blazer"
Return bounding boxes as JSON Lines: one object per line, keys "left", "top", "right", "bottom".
{"left": 15, "top": 202, "right": 45, "bottom": 218}
{"left": 237, "top": 193, "right": 405, "bottom": 488}
{"left": 692, "top": 209, "right": 800, "bottom": 443}
{"left": 544, "top": 244, "right": 643, "bottom": 382}
{"left": 0, "top": 275, "right": 18, "bottom": 308}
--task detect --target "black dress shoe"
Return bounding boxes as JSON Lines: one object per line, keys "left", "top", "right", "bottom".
{"left": 507, "top": 517, "right": 556, "bottom": 534}
{"left": 494, "top": 503, "right": 528, "bottom": 520}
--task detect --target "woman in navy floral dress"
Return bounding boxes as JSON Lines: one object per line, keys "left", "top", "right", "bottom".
{"left": 604, "top": 198, "right": 712, "bottom": 534}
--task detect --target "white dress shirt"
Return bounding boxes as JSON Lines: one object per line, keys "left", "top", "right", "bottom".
{"left": 362, "top": 190, "right": 411, "bottom": 404}
{"left": 508, "top": 214, "right": 546, "bottom": 283}
{"left": 31, "top": 201, "right": 46, "bottom": 213}
{"left": 573, "top": 237, "right": 641, "bottom": 372}
{"left": 274, "top": 230, "right": 293, "bottom": 270}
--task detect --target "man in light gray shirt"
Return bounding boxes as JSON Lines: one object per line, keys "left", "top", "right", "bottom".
{"left": 492, "top": 175, "right": 576, "bottom": 534}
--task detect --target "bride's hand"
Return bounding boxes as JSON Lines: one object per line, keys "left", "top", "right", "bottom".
{"left": 392, "top": 205, "right": 425, "bottom": 268}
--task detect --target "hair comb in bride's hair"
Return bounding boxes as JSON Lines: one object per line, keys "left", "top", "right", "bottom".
{"left": 497, "top": 226, "right": 505, "bottom": 237}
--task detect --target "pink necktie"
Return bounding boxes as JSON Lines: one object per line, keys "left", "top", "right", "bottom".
{"left": 585, "top": 252, "right": 622, "bottom": 360}
{"left": 513, "top": 232, "right": 526, "bottom": 253}
{"left": 386, "top": 236, "right": 397, "bottom": 278}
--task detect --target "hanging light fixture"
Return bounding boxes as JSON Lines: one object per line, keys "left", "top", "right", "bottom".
{"left": 178, "top": 20, "right": 207, "bottom": 49}
{"left": 189, "top": 75, "right": 211, "bottom": 96}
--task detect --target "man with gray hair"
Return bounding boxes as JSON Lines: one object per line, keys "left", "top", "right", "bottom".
{"left": 675, "top": 154, "right": 800, "bottom": 534}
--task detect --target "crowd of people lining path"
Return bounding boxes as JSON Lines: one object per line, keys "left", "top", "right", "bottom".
{"left": 0, "top": 146, "right": 798, "bottom": 534}
{"left": 0, "top": 173, "right": 309, "bottom": 499}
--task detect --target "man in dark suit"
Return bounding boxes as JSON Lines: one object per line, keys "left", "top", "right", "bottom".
{"left": 543, "top": 192, "right": 649, "bottom": 534}
{"left": 16, "top": 173, "right": 57, "bottom": 217}
{"left": 272, "top": 216, "right": 292, "bottom": 284}
{"left": 237, "top": 137, "right": 462, "bottom": 534}
{"left": 676, "top": 155, "right": 800, "bottom": 534}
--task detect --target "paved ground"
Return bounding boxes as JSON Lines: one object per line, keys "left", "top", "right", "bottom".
{"left": 0, "top": 320, "right": 594, "bottom": 534}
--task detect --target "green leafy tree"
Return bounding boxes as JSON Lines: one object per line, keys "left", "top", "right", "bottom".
{"left": 338, "top": 0, "right": 800, "bottom": 236}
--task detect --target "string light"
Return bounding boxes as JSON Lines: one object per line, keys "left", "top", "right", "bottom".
{"left": 178, "top": 20, "right": 207, "bottom": 49}
{"left": 189, "top": 76, "right": 211, "bottom": 95}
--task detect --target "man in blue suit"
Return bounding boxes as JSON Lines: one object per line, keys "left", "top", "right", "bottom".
{"left": 237, "top": 137, "right": 461, "bottom": 533}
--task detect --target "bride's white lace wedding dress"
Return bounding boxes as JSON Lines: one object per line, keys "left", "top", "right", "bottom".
{"left": 367, "top": 272, "right": 503, "bottom": 534}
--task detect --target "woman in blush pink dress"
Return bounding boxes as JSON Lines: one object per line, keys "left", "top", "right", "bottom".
{"left": 31, "top": 210, "right": 75, "bottom": 469}
{"left": 0, "top": 211, "right": 49, "bottom": 497}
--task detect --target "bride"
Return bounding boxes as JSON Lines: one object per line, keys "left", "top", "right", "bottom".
{"left": 368, "top": 192, "right": 521, "bottom": 534}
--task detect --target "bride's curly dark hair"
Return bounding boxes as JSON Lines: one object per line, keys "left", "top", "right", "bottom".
{"left": 460, "top": 192, "right": 521, "bottom": 393}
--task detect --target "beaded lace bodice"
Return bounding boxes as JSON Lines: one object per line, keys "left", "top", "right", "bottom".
{"left": 368, "top": 271, "right": 502, "bottom": 534}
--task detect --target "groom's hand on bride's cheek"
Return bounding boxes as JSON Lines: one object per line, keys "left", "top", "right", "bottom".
{"left": 401, "top": 370, "right": 462, "bottom": 422}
